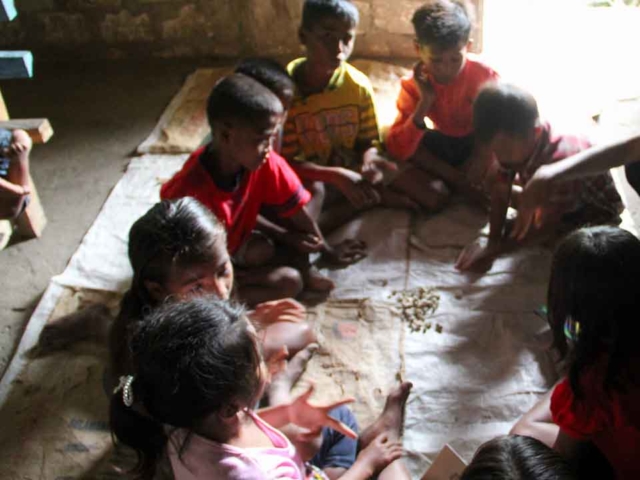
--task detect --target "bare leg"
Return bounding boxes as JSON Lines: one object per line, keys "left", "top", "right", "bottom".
{"left": 236, "top": 265, "right": 304, "bottom": 306}
{"left": 0, "top": 129, "right": 32, "bottom": 220}
{"left": 359, "top": 382, "right": 413, "bottom": 480}
{"left": 389, "top": 166, "right": 450, "bottom": 212}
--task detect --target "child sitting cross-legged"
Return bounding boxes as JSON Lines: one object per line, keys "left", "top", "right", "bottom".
{"left": 456, "top": 82, "right": 623, "bottom": 272}
{"left": 385, "top": 0, "right": 500, "bottom": 211}
{"left": 110, "top": 296, "right": 414, "bottom": 480}
{"left": 161, "top": 74, "right": 366, "bottom": 305}
{"left": 283, "top": 0, "right": 433, "bottom": 235}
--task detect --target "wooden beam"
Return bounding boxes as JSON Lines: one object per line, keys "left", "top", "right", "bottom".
{"left": 0, "top": 51, "right": 33, "bottom": 79}
{"left": 0, "top": 119, "right": 54, "bottom": 143}
{"left": 0, "top": 0, "right": 17, "bottom": 22}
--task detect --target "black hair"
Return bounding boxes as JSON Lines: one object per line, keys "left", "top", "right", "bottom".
{"left": 301, "top": 0, "right": 359, "bottom": 30}
{"left": 412, "top": 0, "right": 473, "bottom": 48}
{"left": 110, "top": 297, "right": 261, "bottom": 480}
{"left": 206, "top": 73, "right": 283, "bottom": 130}
{"left": 473, "top": 82, "right": 539, "bottom": 143}
{"left": 548, "top": 226, "right": 640, "bottom": 399}
{"left": 109, "top": 198, "right": 227, "bottom": 380}
{"left": 235, "top": 57, "right": 295, "bottom": 109}
{"left": 461, "top": 435, "right": 576, "bottom": 480}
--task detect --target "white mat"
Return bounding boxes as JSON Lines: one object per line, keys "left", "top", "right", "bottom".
{"left": 3, "top": 150, "right": 635, "bottom": 478}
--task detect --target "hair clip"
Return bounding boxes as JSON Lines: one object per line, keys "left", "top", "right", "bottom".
{"left": 563, "top": 317, "right": 580, "bottom": 342}
{"left": 114, "top": 375, "right": 135, "bottom": 407}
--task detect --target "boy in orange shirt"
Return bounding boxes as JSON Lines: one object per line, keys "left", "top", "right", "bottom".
{"left": 386, "top": 0, "right": 499, "bottom": 209}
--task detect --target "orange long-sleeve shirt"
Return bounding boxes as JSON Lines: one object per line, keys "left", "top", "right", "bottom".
{"left": 385, "top": 55, "right": 499, "bottom": 162}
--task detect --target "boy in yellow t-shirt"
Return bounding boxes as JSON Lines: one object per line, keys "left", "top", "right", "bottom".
{"left": 283, "top": 0, "right": 446, "bottom": 233}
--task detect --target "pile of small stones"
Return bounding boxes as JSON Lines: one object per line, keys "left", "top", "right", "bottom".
{"left": 389, "top": 286, "right": 442, "bottom": 333}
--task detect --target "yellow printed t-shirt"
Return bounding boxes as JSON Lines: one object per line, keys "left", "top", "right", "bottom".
{"left": 282, "top": 58, "right": 380, "bottom": 169}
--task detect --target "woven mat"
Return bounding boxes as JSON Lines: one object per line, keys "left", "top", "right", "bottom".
{"left": 136, "top": 60, "right": 410, "bottom": 154}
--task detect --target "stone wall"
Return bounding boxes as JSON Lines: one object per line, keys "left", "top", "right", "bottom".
{"left": 0, "top": 0, "right": 481, "bottom": 60}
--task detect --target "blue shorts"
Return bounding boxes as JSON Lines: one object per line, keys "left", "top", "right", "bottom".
{"left": 310, "top": 405, "right": 359, "bottom": 470}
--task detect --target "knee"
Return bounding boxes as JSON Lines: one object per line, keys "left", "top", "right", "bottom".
{"left": 242, "top": 235, "right": 275, "bottom": 267}
{"left": 273, "top": 266, "right": 304, "bottom": 298}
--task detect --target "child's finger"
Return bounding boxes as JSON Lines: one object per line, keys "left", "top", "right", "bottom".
{"left": 324, "top": 416, "right": 358, "bottom": 439}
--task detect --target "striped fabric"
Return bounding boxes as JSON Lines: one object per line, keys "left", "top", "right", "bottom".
{"left": 282, "top": 58, "right": 380, "bottom": 169}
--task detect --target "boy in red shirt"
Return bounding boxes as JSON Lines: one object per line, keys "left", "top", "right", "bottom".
{"left": 386, "top": 0, "right": 499, "bottom": 209}
{"left": 161, "top": 74, "right": 359, "bottom": 305}
{"left": 455, "top": 83, "right": 623, "bottom": 272}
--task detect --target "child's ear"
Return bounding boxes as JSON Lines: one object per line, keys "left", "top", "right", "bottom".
{"left": 143, "top": 280, "right": 167, "bottom": 303}
{"left": 218, "top": 403, "right": 240, "bottom": 423}
{"left": 466, "top": 39, "right": 473, "bottom": 51}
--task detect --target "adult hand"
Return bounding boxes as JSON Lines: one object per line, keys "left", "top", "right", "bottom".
{"left": 455, "top": 238, "right": 497, "bottom": 272}
{"left": 323, "top": 239, "right": 368, "bottom": 266}
{"left": 288, "top": 384, "right": 357, "bottom": 439}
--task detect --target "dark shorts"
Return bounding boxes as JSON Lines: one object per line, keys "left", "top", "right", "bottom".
{"left": 421, "top": 130, "right": 474, "bottom": 168}
{"left": 310, "top": 405, "right": 359, "bottom": 470}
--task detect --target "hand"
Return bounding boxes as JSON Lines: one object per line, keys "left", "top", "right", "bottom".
{"left": 335, "top": 169, "right": 381, "bottom": 209}
{"left": 281, "top": 230, "right": 324, "bottom": 253}
{"left": 288, "top": 384, "right": 357, "bottom": 439}
{"left": 354, "top": 434, "right": 404, "bottom": 477}
{"left": 455, "top": 238, "right": 498, "bottom": 272}
{"left": 510, "top": 163, "right": 558, "bottom": 241}
{"left": 249, "top": 298, "right": 306, "bottom": 326}
{"left": 362, "top": 152, "right": 398, "bottom": 185}
{"left": 414, "top": 62, "right": 435, "bottom": 103}
{"left": 323, "top": 239, "right": 368, "bottom": 266}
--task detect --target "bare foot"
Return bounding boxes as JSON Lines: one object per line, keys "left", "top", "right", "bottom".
{"left": 359, "top": 381, "right": 413, "bottom": 448}
{"left": 267, "top": 343, "right": 318, "bottom": 405}
{"left": 304, "top": 266, "right": 335, "bottom": 292}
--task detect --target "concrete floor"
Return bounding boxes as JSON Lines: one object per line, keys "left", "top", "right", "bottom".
{"left": 0, "top": 60, "right": 200, "bottom": 376}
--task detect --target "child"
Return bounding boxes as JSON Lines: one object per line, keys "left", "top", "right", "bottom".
{"left": 110, "top": 296, "right": 413, "bottom": 480}
{"left": 0, "top": 129, "right": 32, "bottom": 221}
{"left": 385, "top": 0, "right": 499, "bottom": 209}
{"left": 460, "top": 435, "right": 576, "bottom": 480}
{"left": 283, "top": 0, "right": 432, "bottom": 234}
{"left": 161, "top": 74, "right": 365, "bottom": 305}
{"left": 511, "top": 133, "right": 640, "bottom": 240}
{"left": 109, "top": 197, "right": 316, "bottom": 387}
{"left": 510, "top": 226, "right": 640, "bottom": 479}
{"left": 456, "top": 83, "right": 623, "bottom": 272}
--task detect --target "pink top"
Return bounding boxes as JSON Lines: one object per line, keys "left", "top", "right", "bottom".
{"left": 385, "top": 55, "right": 499, "bottom": 161}
{"left": 168, "top": 411, "right": 310, "bottom": 480}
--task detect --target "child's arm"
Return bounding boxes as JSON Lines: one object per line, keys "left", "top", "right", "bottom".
{"left": 512, "top": 133, "right": 640, "bottom": 240}
{"left": 0, "top": 177, "right": 29, "bottom": 196}
{"left": 287, "top": 206, "right": 366, "bottom": 265}
{"left": 455, "top": 177, "right": 511, "bottom": 272}
{"left": 386, "top": 64, "right": 435, "bottom": 162}
{"left": 292, "top": 162, "right": 379, "bottom": 210}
